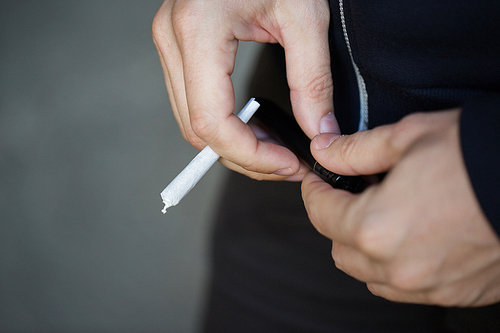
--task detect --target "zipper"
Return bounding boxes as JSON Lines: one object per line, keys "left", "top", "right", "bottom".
{"left": 339, "top": 0, "right": 369, "bottom": 131}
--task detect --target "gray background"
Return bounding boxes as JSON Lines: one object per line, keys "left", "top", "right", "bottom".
{"left": 0, "top": 1, "right": 261, "bottom": 332}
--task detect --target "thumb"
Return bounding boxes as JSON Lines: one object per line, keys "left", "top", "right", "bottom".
{"left": 310, "top": 125, "right": 405, "bottom": 176}
{"left": 310, "top": 112, "right": 442, "bottom": 175}
{"left": 277, "top": 0, "right": 339, "bottom": 138}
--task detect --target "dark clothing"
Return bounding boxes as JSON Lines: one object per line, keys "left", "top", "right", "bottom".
{"left": 461, "top": 95, "right": 500, "bottom": 231}
{"left": 203, "top": 172, "right": 456, "bottom": 333}
{"left": 330, "top": 0, "right": 500, "bottom": 232}
{"left": 202, "top": 0, "right": 500, "bottom": 332}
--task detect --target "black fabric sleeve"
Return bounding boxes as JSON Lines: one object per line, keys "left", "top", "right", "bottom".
{"left": 460, "top": 93, "right": 500, "bottom": 236}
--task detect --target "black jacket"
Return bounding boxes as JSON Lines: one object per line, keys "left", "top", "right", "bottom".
{"left": 329, "top": 0, "right": 500, "bottom": 234}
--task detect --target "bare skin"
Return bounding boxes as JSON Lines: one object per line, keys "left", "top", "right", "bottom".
{"left": 152, "top": 0, "right": 339, "bottom": 180}
{"left": 302, "top": 110, "right": 500, "bottom": 306}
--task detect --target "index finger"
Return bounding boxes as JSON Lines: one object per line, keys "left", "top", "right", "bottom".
{"left": 185, "top": 43, "right": 301, "bottom": 174}
{"left": 176, "top": 10, "right": 300, "bottom": 175}
{"left": 301, "top": 171, "right": 371, "bottom": 245}
{"left": 279, "top": 1, "right": 338, "bottom": 138}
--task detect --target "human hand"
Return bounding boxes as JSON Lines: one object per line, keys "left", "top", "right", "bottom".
{"left": 302, "top": 109, "right": 500, "bottom": 306}
{"left": 152, "top": 0, "right": 339, "bottom": 180}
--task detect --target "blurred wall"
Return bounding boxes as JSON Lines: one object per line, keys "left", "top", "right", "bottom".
{"left": 0, "top": 1, "right": 261, "bottom": 332}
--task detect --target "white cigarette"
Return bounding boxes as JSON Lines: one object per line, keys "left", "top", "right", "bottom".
{"left": 160, "top": 98, "right": 260, "bottom": 213}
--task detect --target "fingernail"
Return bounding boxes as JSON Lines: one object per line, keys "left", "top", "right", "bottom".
{"left": 312, "top": 133, "right": 341, "bottom": 150}
{"left": 274, "top": 167, "right": 295, "bottom": 176}
{"left": 320, "top": 112, "right": 340, "bottom": 134}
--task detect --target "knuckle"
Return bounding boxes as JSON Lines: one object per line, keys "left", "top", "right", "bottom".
{"left": 237, "top": 154, "right": 262, "bottom": 173}
{"left": 366, "top": 283, "right": 382, "bottom": 297}
{"left": 388, "top": 112, "right": 427, "bottom": 150}
{"left": 152, "top": 1, "right": 177, "bottom": 40}
{"left": 385, "top": 261, "right": 437, "bottom": 293}
{"left": 151, "top": 12, "right": 164, "bottom": 40}
{"left": 302, "top": 189, "right": 329, "bottom": 236}
{"left": 303, "top": 69, "right": 334, "bottom": 102}
{"left": 353, "top": 214, "right": 398, "bottom": 260}
{"left": 311, "top": 216, "right": 329, "bottom": 238}
{"left": 171, "top": 1, "right": 205, "bottom": 40}
{"left": 281, "top": 0, "right": 330, "bottom": 28}
{"left": 190, "top": 113, "right": 219, "bottom": 143}
{"left": 152, "top": 3, "right": 178, "bottom": 54}
{"left": 426, "top": 287, "right": 462, "bottom": 306}
{"left": 389, "top": 115, "right": 412, "bottom": 141}
{"left": 182, "top": 128, "right": 204, "bottom": 149}
{"left": 313, "top": 0, "right": 331, "bottom": 25}
{"left": 386, "top": 267, "right": 423, "bottom": 292}
{"left": 331, "top": 244, "right": 347, "bottom": 271}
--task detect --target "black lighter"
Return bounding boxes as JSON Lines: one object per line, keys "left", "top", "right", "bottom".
{"left": 252, "top": 99, "right": 368, "bottom": 193}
